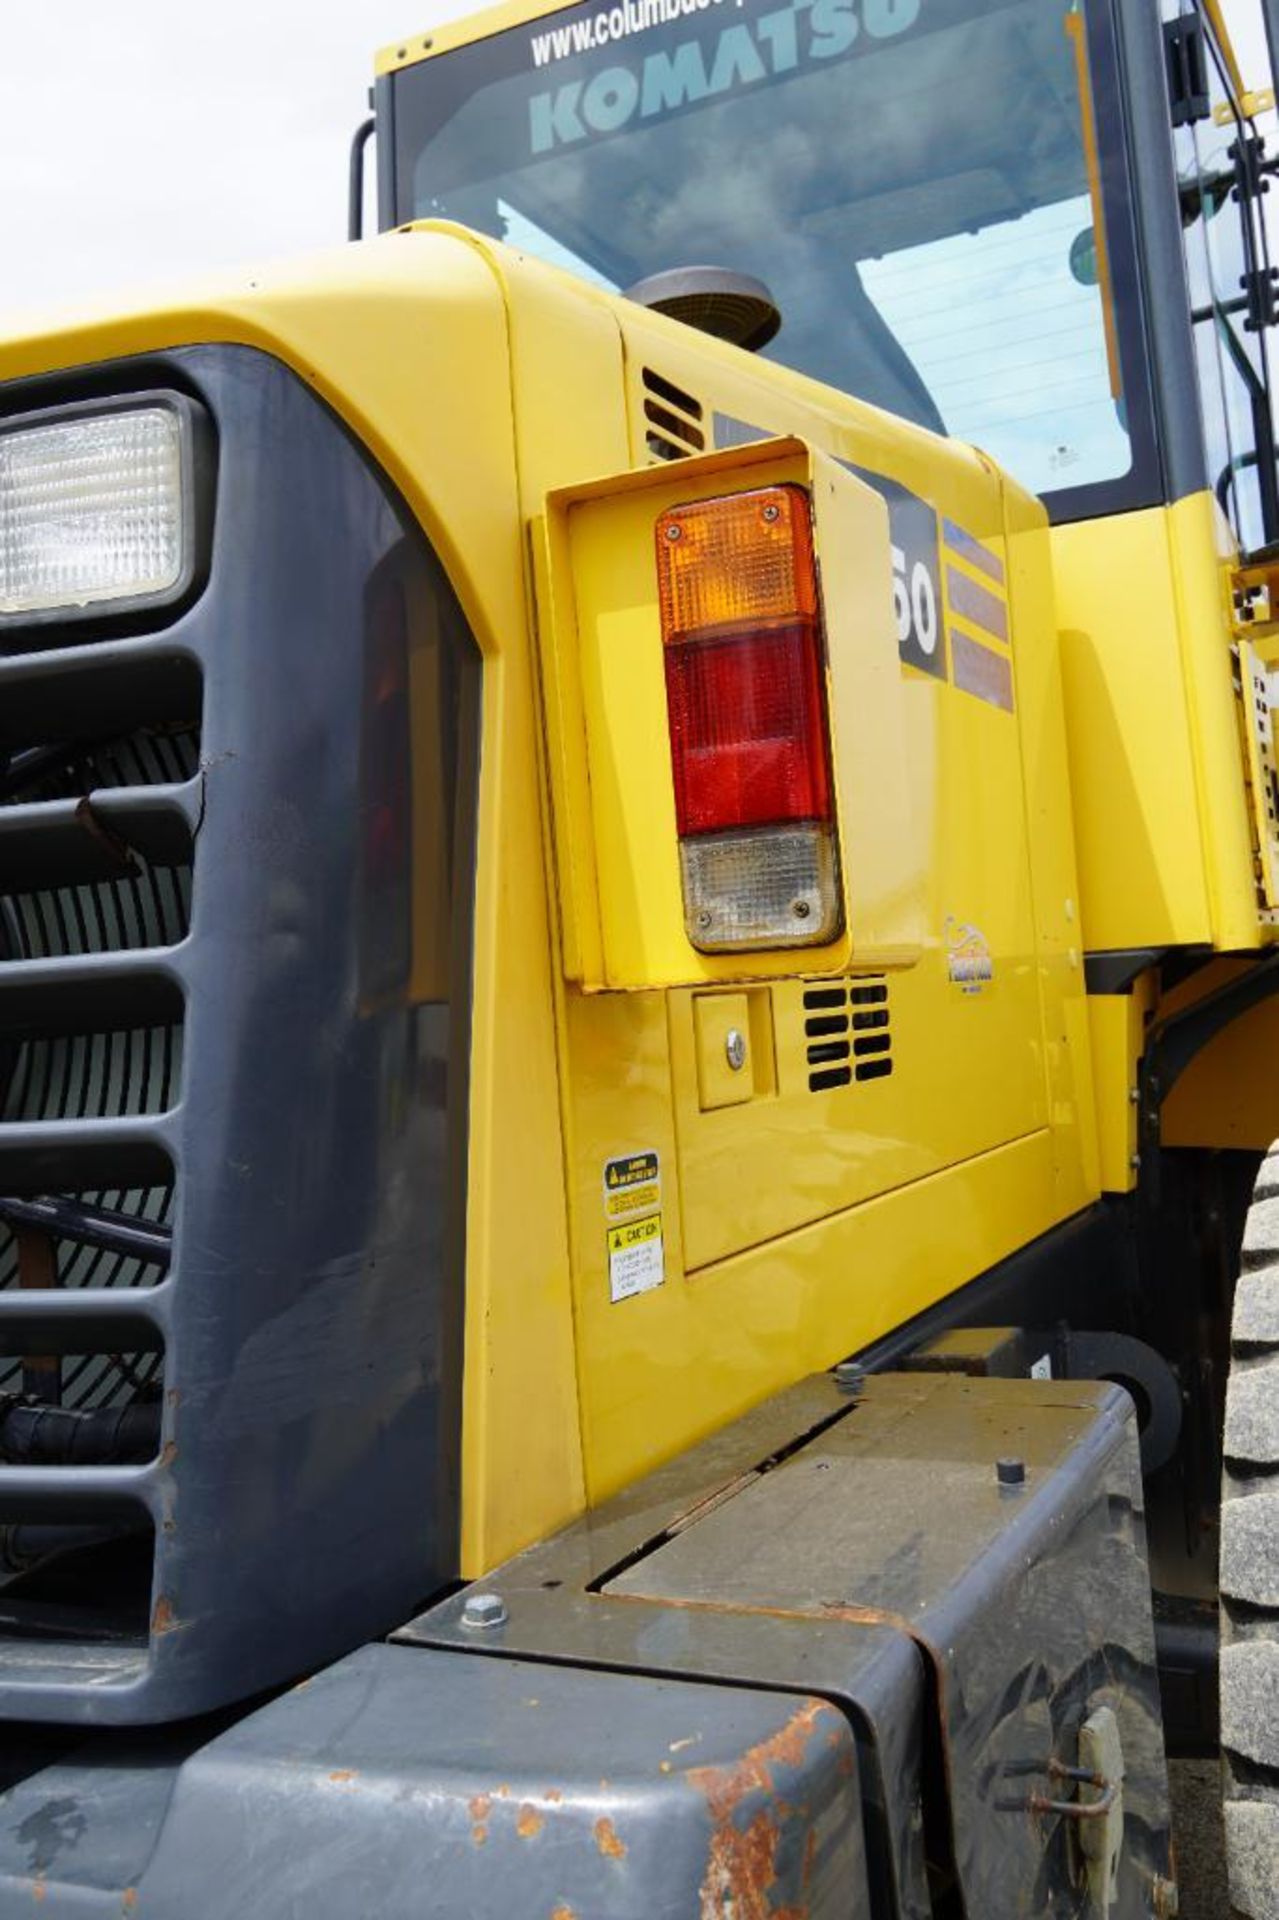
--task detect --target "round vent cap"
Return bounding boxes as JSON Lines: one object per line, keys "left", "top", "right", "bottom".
{"left": 624, "top": 267, "right": 781, "bottom": 353}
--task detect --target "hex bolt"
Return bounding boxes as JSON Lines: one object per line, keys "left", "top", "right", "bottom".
{"left": 725, "top": 1028, "right": 747, "bottom": 1072}
{"left": 996, "top": 1457, "right": 1027, "bottom": 1488}
{"left": 834, "top": 1361, "right": 866, "bottom": 1398}
{"left": 461, "top": 1591, "right": 509, "bottom": 1631}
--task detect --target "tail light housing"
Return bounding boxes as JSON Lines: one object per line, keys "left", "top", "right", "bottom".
{"left": 656, "top": 484, "right": 842, "bottom": 951}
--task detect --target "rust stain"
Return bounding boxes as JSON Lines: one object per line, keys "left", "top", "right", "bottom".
{"left": 470, "top": 1792, "right": 491, "bottom": 1848}
{"left": 543, "top": 1788, "right": 563, "bottom": 1804}
{"left": 687, "top": 1697, "right": 834, "bottom": 1920}
{"left": 31, "top": 1883, "right": 46, "bottom": 1906}
{"left": 150, "top": 1595, "right": 177, "bottom": 1635}
{"left": 594, "top": 1816, "right": 627, "bottom": 1861}
{"left": 550, "top": 1908, "right": 577, "bottom": 1920}
{"left": 329, "top": 1770, "right": 358, "bottom": 1786}
{"left": 159, "top": 1441, "right": 178, "bottom": 1469}
{"left": 121, "top": 1893, "right": 138, "bottom": 1914}
{"left": 517, "top": 1804, "right": 544, "bottom": 1840}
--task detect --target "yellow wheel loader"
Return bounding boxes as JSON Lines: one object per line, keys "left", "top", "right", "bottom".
{"left": 0, "top": 0, "right": 1274, "bottom": 1914}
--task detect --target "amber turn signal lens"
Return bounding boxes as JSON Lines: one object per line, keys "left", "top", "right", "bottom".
{"left": 656, "top": 484, "right": 819, "bottom": 641}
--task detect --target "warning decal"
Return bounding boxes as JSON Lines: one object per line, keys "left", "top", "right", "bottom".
{"left": 608, "top": 1213, "right": 665, "bottom": 1304}
{"left": 603, "top": 1150, "right": 661, "bottom": 1221}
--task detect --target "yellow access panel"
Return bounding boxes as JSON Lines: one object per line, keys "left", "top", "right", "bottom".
{"left": 535, "top": 429, "right": 1088, "bottom": 1499}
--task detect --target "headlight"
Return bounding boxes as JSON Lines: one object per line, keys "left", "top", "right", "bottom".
{"left": 0, "top": 395, "right": 206, "bottom": 625}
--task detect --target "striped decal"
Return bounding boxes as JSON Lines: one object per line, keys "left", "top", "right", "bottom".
{"left": 942, "top": 518, "right": 1005, "bottom": 586}
{"left": 951, "top": 629, "right": 1014, "bottom": 713}
{"left": 946, "top": 567, "right": 1008, "bottom": 645}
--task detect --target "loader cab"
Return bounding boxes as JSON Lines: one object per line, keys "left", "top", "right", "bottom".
{"left": 375, "top": 0, "right": 1278, "bottom": 558}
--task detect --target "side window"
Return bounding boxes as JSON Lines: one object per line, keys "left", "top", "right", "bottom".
{"left": 1165, "top": 1, "right": 1278, "bottom": 552}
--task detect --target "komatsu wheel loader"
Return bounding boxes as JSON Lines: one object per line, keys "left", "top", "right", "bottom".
{"left": 0, "top": 0, "right": 1277, "bottom": 1912}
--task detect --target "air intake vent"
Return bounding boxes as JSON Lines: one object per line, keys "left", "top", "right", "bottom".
{"left": 642, "top": 368, "right": 705, "bottom": 463}
{"left": 0, "top": 648, "right": 197, "bottom": 1657}
{"left": 802, "top": 977, "right": 893, "bottom": 1091}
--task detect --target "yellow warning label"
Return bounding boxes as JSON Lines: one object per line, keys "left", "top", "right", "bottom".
{"left": 607, "top": 1211, "right": 664, "bottom": 1303}
{"left": 605, "top": 1183, "right": 659, "bottom": 1219}
{"left": 603, "top": 1150, "right": 661, "bottom": 1223}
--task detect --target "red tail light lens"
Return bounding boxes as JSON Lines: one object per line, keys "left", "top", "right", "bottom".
{"left": 664, "top": 621, "right": 833, "bottom": 836}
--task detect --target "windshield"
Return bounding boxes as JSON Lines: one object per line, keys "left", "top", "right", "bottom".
{"left": 390, "top": 0, "right": 1150, "bottom": 507}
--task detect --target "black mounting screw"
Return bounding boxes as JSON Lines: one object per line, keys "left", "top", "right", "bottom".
{"left": 996, "top": 1457, "right": 1027, "bottom": 1488}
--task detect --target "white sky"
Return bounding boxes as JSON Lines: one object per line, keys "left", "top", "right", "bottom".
{"left": 0, "top": 0, "right": 1273, "bottom": 319}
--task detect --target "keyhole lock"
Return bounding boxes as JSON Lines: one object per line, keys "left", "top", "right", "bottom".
{"left": 725, "top": 1028, "right": 748, "bottom": 1072}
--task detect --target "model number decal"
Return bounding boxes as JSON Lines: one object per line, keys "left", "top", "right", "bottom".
{"left": 843, "top": 464, "right": 947, "bottom": 681}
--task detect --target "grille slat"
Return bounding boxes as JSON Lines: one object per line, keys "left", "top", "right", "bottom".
{"left": 803, "top": 976, "right": 894, "bottom": 1091}
{"left": 641, "top": 366, "right": 705, "bottom": 463}
{"left": 0, "top": 643, "right": 193, "bottom": 1641}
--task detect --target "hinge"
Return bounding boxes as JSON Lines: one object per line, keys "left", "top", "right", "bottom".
{"left": 1238, "top": 264, "right": 1279, "bottom": 333}
{"left": 1230, "top": 132, "right": 1272, "bottom": 206}
{"left": 1164, "top": 16, "right": 1210, "bottom": 127}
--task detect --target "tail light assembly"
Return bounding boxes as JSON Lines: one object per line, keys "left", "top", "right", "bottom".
{"left": 656, "top": 484, "right": 842, "bottom": 951}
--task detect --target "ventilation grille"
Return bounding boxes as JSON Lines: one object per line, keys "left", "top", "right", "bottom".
{"left": 802, "top": 978, "right": 893, "bottom": 1092}
{"left": 0, "top": 679, "right": 198, "bottom": 1430}
{"left": 642, "top": 368, "right": 705, "bottom": 463}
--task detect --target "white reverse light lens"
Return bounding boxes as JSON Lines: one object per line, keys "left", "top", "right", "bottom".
{"left": 680, "top": 824, "right": 843, "bottom": 951}
{"left": 0, "top": 407, "right": 185, "bottom": 617}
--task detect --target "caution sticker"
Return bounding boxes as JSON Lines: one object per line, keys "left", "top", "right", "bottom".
{"left": 607, "top": 1213, "right": 664, "bottom": 1304}
{"left": 603, "top": 1151, "right": 660, "bottom": 1222}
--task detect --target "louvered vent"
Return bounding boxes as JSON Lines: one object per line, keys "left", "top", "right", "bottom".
{"left": 0, "top": 651, "right": 200, "bottom": 1643}
{"left": 0, "top": 711, "right": 197, "bottom": 1418}
{"left": 802, "top": 978, "right": 893, "bottom": 1091}
{"left": 642, "top": 368, "right": 706, "bottom": 463}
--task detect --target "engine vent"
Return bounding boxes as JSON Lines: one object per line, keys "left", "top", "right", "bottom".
{"left": 802, "top": 977, "right": 893, "bottom": 1091}
{"left": 642, "top": 368, "right": 705, "bottom": 463}
{"left": 0, "top": 651, "right": 197, "bottom": 1650}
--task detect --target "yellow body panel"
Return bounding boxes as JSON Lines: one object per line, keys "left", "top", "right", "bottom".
{"left": 1087, "top": 979, "right": 1155, "bottom": 1195}
{"left": 1054, "top": 509, "right": 1212, "bottom": 952}
{"left": 1164, "top": 991, "right": 1279, "bottom": 1150}
{"left": 1053, "top": 495, "right": 1268, "bottom": 958}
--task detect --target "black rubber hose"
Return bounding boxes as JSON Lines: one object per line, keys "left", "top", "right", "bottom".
{"left": 0, "top": 1397, "right": 160, "bottom": 1466}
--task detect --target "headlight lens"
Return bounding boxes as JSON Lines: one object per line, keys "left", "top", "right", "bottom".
{"left": 0, "top": 404, "right": 186, "bottom": 618}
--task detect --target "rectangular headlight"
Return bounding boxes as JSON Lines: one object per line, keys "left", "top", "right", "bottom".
{"left": 0, "top": 399, "right": 193, "bottom": 620}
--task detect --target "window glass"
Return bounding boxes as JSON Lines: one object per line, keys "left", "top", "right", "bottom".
{"left": 392, "top": 0, "right": 1148, "bottom": 506}
{"left": 1166, "top": 0, "right": 1276, "bottom": 550}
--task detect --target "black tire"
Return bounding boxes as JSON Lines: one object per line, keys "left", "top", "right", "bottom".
{"left": 1221, "top": 1146, "right": 1279, "bottom": 1920}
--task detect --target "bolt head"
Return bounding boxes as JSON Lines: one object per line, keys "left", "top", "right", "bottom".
{"left": 792, "top": 899, "right": 811, "bottom": 919}
{"left": 834, "top": 1360, "right": 866, "bottom": 1397}
{"left": 461, "top": 1591, "right": 508, "bottom": 1631}
{"left": 664, "top": 521, "right": 682, "bottom": 541}
{"left": 724, "top": 1028, "right": 747, "bottom": 1072}
{"left": 996, "top": 1457, "right": 1027, "bottom": 1488}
